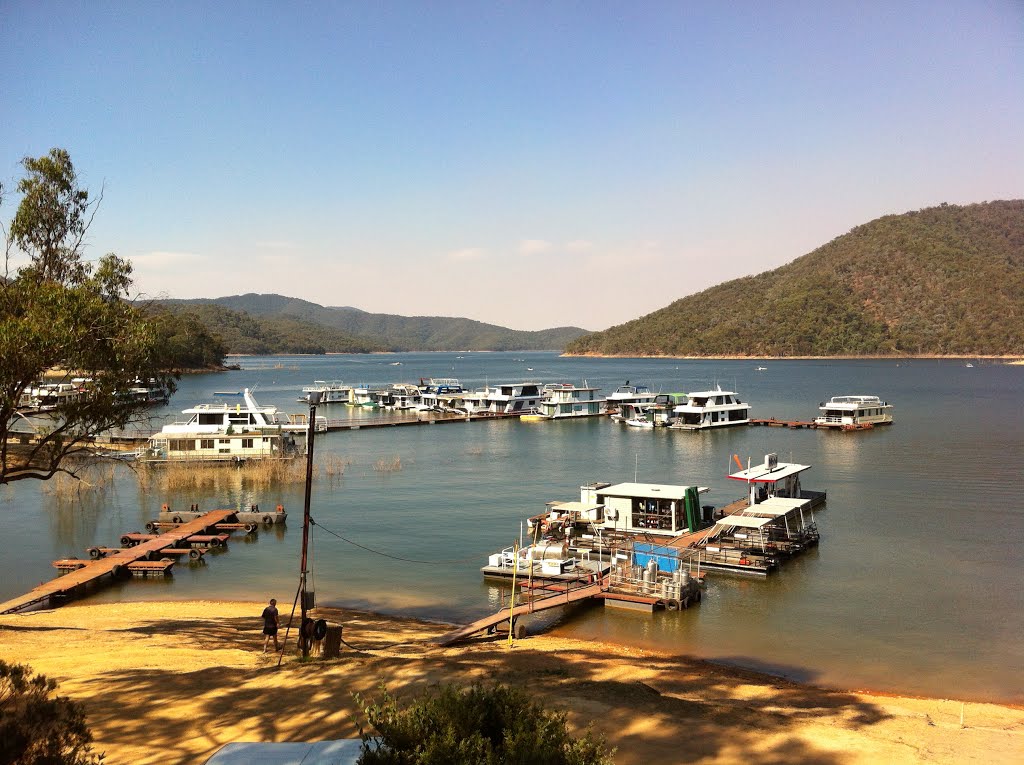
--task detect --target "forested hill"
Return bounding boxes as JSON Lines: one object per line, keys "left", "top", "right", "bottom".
{"left": 565, "top": 200, "right": 1024, "bottom": 357}
{"left": 158, "top": 295, "right": 589, "bottom": 353}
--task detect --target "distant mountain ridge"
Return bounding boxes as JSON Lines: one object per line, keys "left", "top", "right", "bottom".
{"left": 565, "top": 200, "right": 1024, "bottom": 357}
{"left": 158, "top": 294, "right": 589, "bottom": 353}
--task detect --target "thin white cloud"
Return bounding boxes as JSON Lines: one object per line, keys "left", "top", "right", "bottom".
{"left": 130, "top": 251, "right": 204, "bottom": 270}
{"left": 447, "top": 247, "right": 486, "bottom": 261}
{"left": 565, "top": 240, "right": 593, "bottom": 252}
{"left": 254, "top": 240, "right": 298, "bottom": 250}
{"left": 519, "top": 239, "right": 552, "bottom": 255}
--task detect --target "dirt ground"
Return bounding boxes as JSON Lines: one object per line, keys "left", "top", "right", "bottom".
{"left": 2, "top": 600, "right": 1021, "bottom": 765}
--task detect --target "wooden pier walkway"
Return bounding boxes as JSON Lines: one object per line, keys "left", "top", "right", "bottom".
{"left": 0, "top": 510, "right": 235, "bottom": 615}
{"left": 749, "top": 418, "right": 821, "bottom": 429}
{"left": 434, "top": 580, "right": 605, "bottom": 646}
{"left": 322, "top": 411, "right": 524, "bottom": 431}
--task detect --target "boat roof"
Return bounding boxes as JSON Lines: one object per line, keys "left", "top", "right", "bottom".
{"left": 728, "top": 462, "right": 810, "bottom": 483}
{"left": 739, "top": 497, "right": 811, "bottom": 516}
{"left": 714, "top": 514, "right": 775, "bottom": 529}
{"left": 596, "top": 482, "right": 708, "bottom": 500}
{"left": 550, "top": 501, "right": 603, "bottom": 513}
{"left": 821, "top": 395, "right": 887, "bottom": 406}
{"left": 686, "top": 388, "right": 738, "bottom": 396}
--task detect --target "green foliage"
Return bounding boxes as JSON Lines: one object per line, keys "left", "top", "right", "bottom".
{"left": 160, "top": 294, "right": 590, "bottom": 353}
{"left": 0, "top": 660, "right": 104, "bottom": 765}
{"left": 1, "top": 149, "right": 181, "bottom": 483}
{"left": 145, "top": 308, "right": 228, "bottom": 369}
{"left": 566, "top": 201, "right": 1024, "bottom": 357}
{"left": 355, "top": 683, "right": 614, "bottom": 765}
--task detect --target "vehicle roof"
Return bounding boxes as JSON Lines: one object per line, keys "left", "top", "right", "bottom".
{"left": 204, "top": 739, "right": 363, "bottom": 765}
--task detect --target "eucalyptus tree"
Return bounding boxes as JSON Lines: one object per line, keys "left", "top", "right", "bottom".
{"left": 1, "top": 148, "right": 177, "bottom": 483}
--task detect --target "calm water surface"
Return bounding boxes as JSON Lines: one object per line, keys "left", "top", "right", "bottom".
{"left": 3, "top": 353, "right": 1021, "bottom": 703}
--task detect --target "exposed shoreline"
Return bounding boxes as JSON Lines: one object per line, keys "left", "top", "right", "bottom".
{"left": 561, "top": 352, "right": 1024, "bottom": 361}
{"left": 2, "top": 600, "right": 1020, "bottom": 764}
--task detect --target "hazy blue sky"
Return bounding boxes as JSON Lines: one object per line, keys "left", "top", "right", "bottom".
{"left": 2, "top": 1, "right": 1022, "bottom": 330}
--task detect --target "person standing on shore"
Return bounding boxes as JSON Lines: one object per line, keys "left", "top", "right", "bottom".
{"left": 261, "top": 598, "right": 280, "bottom": 653}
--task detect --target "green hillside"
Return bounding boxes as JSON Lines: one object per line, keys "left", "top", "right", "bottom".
{"left": 159, "top": 295, "right": 588, "bottom": 353}
{"left": 156, "top": 303, "right": 384, "bottom": 355}
{"left": 565, "top": 201, "right": 1024, "bottom": 357}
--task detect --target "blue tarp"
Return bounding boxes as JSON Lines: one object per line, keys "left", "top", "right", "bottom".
{"left": 633, "top": 543, "right": 682, "bottom": 573}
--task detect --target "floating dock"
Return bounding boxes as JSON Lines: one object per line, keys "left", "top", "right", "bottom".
{"left": 0, "top": 510, "right": 236, "bottom": 615}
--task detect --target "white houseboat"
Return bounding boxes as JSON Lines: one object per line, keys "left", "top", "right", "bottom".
{"left": 301, "top": 381, "right": 352, "bottom": 404}
{"left": 530, "top": 383, "right": 605, "bottom": 419}
{"left": 460, "top": 382, "right": 544, "bottom": 415}
{"left": 814, "top": 395, "right": 893, "bottom": 429}
{"left": 669, "top": 387, "right": 750, "bottom": 429}
{"left": 379, "top": 383, "right": 423, "bottom": 410}
{"left": 605, "top": 383, "right": 658, "bottom": 418}
{"left": 141, "top": 389, "right": 301, "bottom": 464}
{"left": 417, "top": 378, "right": 466, "bottom": 412}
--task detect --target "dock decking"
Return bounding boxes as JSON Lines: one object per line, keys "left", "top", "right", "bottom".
{"left": 434, "top": 580, "right": 605, "bottom": 646}
{"left": 0, "top": 510, "right": 235, "bottom": 615}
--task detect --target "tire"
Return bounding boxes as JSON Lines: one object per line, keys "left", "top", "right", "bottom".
{"left": 244, "top": 523, "right": 257, "bottom": 533}
{"left": 189, "top": 549, "right": 201, "bottom": 560}
{"left": 513, "top": 622, "right": 527, "bottom": 640}
{"left": 145, "top": 521, "right": 157, "bottom": 532}
{"left": 262, "top": 515, "right": 274, "bottom": 526}
{"left": 111, "top": 564, "right": 123, "bottom": 577}
{"left": 172, "top": 515, "right": 183, "bottom": 524}
{"left": 666, "top": 598, "right": 680, "bottom": 611}
{"left": 314, "top": 619, "right": 328, "bottom": 641}
{"left": 120, "top": 535, "right": 132, "bottom": 547}
{"left": 88, "top": 547, "right": 102, "bottom": 559}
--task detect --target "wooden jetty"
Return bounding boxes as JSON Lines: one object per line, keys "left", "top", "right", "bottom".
{"left": 0, "top": 510, "right": 235, "bottom": 615}
{"left": 750, "top": 417, "right": 875, "bottom": 431}
{"left": 749, "top": 418, "right": 821, "bottom": 429}
{"left": 435, "top": 580, "right": 605, "bottom": 646}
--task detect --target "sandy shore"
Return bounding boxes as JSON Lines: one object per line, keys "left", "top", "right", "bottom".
{"left": 2, "top": 601, "right": 1021, "bottom": 765}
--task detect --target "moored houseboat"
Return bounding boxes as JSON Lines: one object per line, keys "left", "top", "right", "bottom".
{"left": 301, "top": 380, "right": 352, "bottom": 404}
{"left": 669, "top": 386, "right": 750, "bottom": 429}
{"left": 529, "top": 382, "right": 605, "bottom": 419}
{"left": 140, "top": 389, "right": 300, "bottom": 464}
{"left": 605, "top": 383, "right": 658, "bottom": 418}
{"left": 814, "top": 395, "right": 893, "bottom": 429}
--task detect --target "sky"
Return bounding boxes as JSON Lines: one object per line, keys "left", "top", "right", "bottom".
{"left": 2, "top": 1, "right": 1022, "bottom": 331}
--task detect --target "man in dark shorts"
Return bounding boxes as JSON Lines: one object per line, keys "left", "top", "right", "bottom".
{"left": 262, "top": 598, "right": 280, "bottom": 653}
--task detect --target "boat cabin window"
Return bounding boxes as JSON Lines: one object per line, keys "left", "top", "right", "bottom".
{"left": 690, "top": 397, "right": 709, "bottom": 406}
{"left": 197, "top": 413, "right": 223, "bottom": 425}
{"left": 200, "top": 439, "right": 214, "bottom": 449}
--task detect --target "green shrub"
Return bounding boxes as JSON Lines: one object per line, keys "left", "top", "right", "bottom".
{"left": 0, "top": 660, "right": 103, "bottom": 764}
{"left": 355, "top": 683, "right": 614, "bottom": 765}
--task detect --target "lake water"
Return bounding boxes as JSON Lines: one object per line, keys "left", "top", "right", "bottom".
{"left": 3, "top": 353, "right": 1022, "bottom": 704}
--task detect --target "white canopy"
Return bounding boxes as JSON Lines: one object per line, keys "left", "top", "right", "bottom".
{"left": 729, "top": 462, "right": 809, "bottom": 483}
{"left": 714, "top": 515, "right": 774, "bottom": 529}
